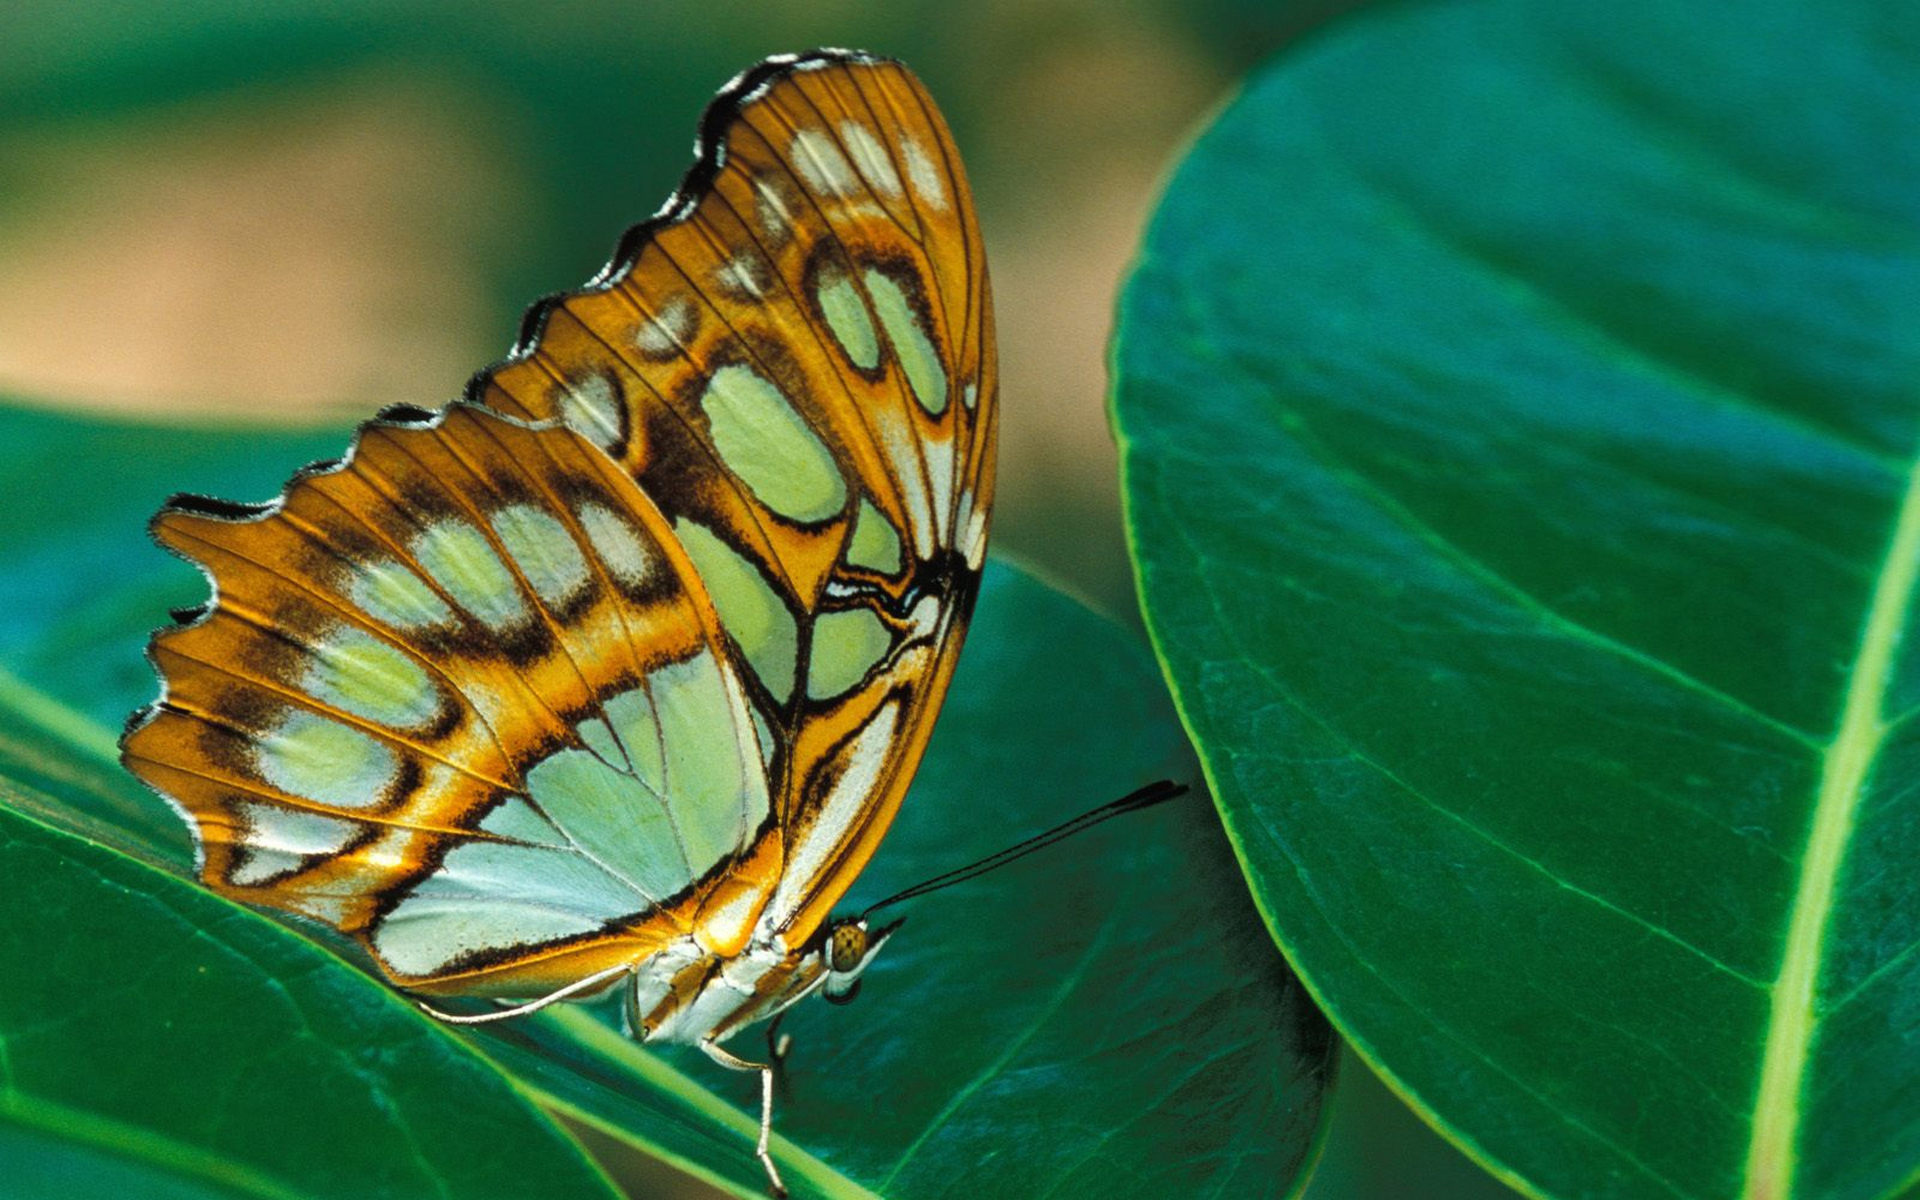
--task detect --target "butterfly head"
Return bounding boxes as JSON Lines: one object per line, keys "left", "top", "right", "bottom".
{"left": 818, "top": 916, "right": 903, "bottom": 1006}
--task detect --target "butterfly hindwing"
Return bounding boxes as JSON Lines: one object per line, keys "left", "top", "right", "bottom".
{"left": 123, "top": 406, "right": 782, "bottom": 995}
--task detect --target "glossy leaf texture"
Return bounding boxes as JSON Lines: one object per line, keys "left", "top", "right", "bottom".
{"left": 0, "top": 398, "right": 1333, "bottom": 1198}
{"left": 1112, "top": 2, "right": 1920, "bottom": 1199}
{"left": 0, "top": 767, "right": 622, "bottom": 1200}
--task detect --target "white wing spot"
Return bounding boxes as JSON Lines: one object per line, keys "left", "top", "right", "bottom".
{"left": 558, "top": 375, "right": 624, "bottom": 450}
{"left": 790, "top": 128, "right": 858, "bottom": 196}
{"left": 230, "top": 802, "right": 359, "bottom": 887}
{"left": 876, "top": 405, "right": 935, "bottom": 559}
{"left": 753, "top": 175, "right": 797, "bottom": 242}
{"left": 901, "top": 135, "right": 948, "bottom": 210}
{"left": 840, "top": 121, "right": 902, "bottom": 197}
{"left": 907, "top": 592, "right": 941, "bottom": 640}
{"left": 963, "top": 493, "right": 989, "bottom": 570}
{"left": 636, "top": 299, "right": 695, "bottom": 358}
{"left": 717, "top": 253, "right": 770, "bottom": 300}
{"left": 768, "top": 701, "right": 901, "bottom": 924}
{"left": 927, "top": 431, "right": 956, "bottom": 542}
{"left": 578, "top": 503, "right": 656, "bottom": 588}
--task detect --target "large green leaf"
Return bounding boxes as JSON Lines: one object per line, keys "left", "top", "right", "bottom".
{"left": 0, "top": 398, "right": 1332, "bottom": 1197}
{"left": 0, "top": 736, "right": 623, "bottom": 1200}
{"left": 1113, "top": 2, "right": 1920, "bottom": 1199}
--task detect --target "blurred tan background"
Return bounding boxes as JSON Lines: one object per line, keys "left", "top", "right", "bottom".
{"left": 0, "top": 2, "right": 1518, "bottom": 1197}
{"left": 0, "top": 0, "right": 1334, "bottom": 617}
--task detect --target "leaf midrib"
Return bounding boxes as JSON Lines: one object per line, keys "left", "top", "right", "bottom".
{"left": 1741, "top": 445, "right": 1920, "bottom": 1198}
{"left": 1136, "top": 275, "right": 1918, "bottom": 1197}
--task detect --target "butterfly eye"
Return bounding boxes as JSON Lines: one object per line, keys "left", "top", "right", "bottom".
{"left": 820, "top": 914, "right": 901, "bottom": 1006}
{"left": 827, "top": 919, "right": 869, "bottom": 973}
{"left": 822, "top": 921, "right": 870, "bottom": 1006}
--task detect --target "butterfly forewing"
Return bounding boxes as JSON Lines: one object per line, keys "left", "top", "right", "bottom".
{"left": 472, "top": 54, "right": 996, "bottom": 942}
{"left": 122, "top": 50, "right": 994, "bottom": 1003}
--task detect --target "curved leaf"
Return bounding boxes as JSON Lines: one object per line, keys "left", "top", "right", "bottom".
{"left": 0, "top": 794, "right": 621, "bottom": 1200}
{"left": 0, "top": 398, "right": 1334, "bottom": 1198}
{"left": 1113, "top": 2, "right": 1920, "bottom": 1199}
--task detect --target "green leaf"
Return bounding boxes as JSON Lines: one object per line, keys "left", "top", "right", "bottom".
{"left": 0, "top": 398, "right": 1332, "bottom": 1197}
{"left": 1113, "top": 2, "right": 1920, "bottom": 1199}
{"left": 479, "top": 565, "right": 1336, "bottom": 1199}
{"left": 0, "top": 760, "right": 623, "bottom": 1200}
{"left": 0, "top": 403, "right": 343, "bottom": 731}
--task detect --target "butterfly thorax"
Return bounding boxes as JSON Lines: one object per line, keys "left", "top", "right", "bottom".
{"left": 632, "top": 915, "right": 897, "bottom": 1045}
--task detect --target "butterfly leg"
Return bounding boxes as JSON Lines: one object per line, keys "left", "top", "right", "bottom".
{"left": 415, "top": 963, "right": 633, "bottom": 1025}
{"left": 703, "top": 1040, "right": 786, "bottom": 1198}
{"left": 763, "top": 1011, "right": 795, "bottom": 1109}
{"left": 766, "top": 1010, "right": 793, "bottom": 1066}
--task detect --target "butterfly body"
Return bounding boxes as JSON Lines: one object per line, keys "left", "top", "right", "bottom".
{"left": 120, "top": 52, "right": 993, "bottom": 1188}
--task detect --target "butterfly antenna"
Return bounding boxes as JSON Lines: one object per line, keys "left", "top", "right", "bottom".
{"left": 861, "top": 780, "right": 1190, "bottom": 917}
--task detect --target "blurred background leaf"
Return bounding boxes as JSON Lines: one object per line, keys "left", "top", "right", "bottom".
{"left": 1115, "top": 0, "right": 1920, "bottom": 1197}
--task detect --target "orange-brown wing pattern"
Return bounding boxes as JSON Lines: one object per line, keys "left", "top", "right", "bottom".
{"left": 470, "top": 52, "right": 996, "bottom": 944}
{"left": 121, "top": 50, "right": 994, "bottom": 998}
{"left": 122, "top": 406, "right": 784, "bottom": 997}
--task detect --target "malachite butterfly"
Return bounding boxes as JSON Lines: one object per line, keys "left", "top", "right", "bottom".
{"left": 120, "top": 49, "right": 994, "bottom": 1196}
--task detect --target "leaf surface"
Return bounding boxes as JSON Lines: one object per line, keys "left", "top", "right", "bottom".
{"left": 0, "top": 791, "right": 621, "bottom": 1200}
{"left": 0, "top": 398, "right": 1333, "bottom": 1198}
{"left": 1113, "top": 2, "right": 1920, "bottom": 1198}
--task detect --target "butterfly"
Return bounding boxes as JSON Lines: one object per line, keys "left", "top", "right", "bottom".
{"left": 120, "top": 49, "right": 993, "bottom": 1196}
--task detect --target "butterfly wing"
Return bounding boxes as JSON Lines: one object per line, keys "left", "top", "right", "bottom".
{"left": 471, "top": 52, "right": 995, "bottom": 945}
{"left": 122, "top": 406, "right": 791, "bottom": 996}
{"left": 121, "top": 50, "right": 993, "bottom": 996}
